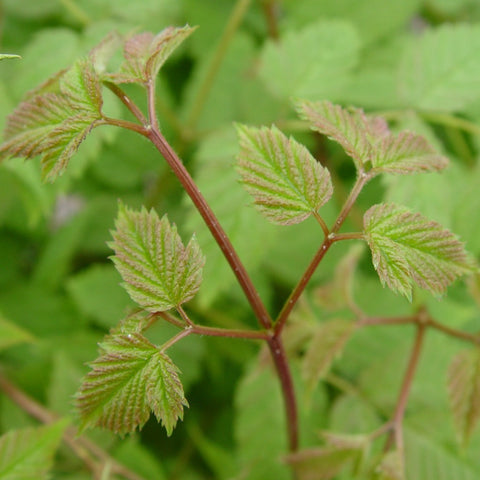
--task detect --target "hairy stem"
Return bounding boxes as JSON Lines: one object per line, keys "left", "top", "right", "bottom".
{"left": 261, "top": 0, "right": 280, "bottom": 40}
{"left": 275, "top": 173, "right": 371, "bottom": 334}
{"left": 104, "top": 82, "right": 148, "bottom": 125}
{"left": 186, "top": 0, "right": 252, "bottom": 128}
{"left": 0, "top": 374, "right": 146, "bottom": 480}
{"left": 384, "top": 323, "right": 426, "bottom": 453}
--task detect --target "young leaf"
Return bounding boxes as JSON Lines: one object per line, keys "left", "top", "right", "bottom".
{"left": 236, "top": 124, "right": 333, "bottom": 225}
{"left": 364, "top": 203, "right": 474, "bottom": 300}
{"left": 376, "top": 450, "right": 405, "bottom": 480}
{"left": 109, "top": 203, "right": 205, "bottom": 312}
{"left": 297, "top": 100, "right": 448, "bottom": 175}
{"left": 0, "top": 57, "right": 105, "bottom": 180}
{"left": 285, "top": 446, "right": 360, "bottom": 480}
{"left": 297, "top": 100, "right": 373, "bottom": 172}
{"left": 76, "top": 333, "right": 187, "bottom": 436}
{"left": 109, "top": 26, "right": 196, "bottom": 84}
{"left": 447, "top": 348, "right": 480, "bottom": 446}
{"left": 0, "top": 420, "right": 68, "bottom": 480}
{"left": 302, "top": 319, "right": 355, "bottom": 392}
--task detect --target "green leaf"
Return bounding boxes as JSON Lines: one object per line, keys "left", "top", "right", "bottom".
{"left": 109, "top": 203, "right": 205, "bottom": 312}
{"left": 109, "top": 25, "right": 195, "bottom": 84}
{"left": 297, "top": 100, "right": 448, "bottom": 174}
{"left": 285, "top": 446, "right": 360, "bottom": 480}
{"left": 0, "top": 57, "right": 105, "bottom": 180}
{"left": 302, "top": 319, "right": 355, "bottom": 392}
{"left": 363, "top": 203, "right": 474, "bottom": 300}
{"left": 398, "top": 24, "right": 480, "bottom": 111}
{"left": 0, "top": 420, "right": 68, "bottom": 480}
{"left": 236, "top": 124, "right": 333, "bottom": 225}
{"left": 0, "top": 314, "right": 34, "bottom": 351}
{"left": 0, "top": 54, "right": 20, "bottom": 61}
{"left": 66, "top": 264, "right": 135, "bottom": 328}
{"left": 259, "top": 20, "right": 360, "bottom": 102}
{"left": 376, "top": 450, "right": 405, "bottom": 480}
{"left": 447, "top": 348, "right": 480, "bottom": 446}
{"left": 76, "top": 332, "right": 187, "bottom": 436}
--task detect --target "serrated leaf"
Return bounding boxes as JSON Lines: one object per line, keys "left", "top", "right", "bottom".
{"left": 285, "top": 446, "right": 359, "bottom": 480}
{"left": 0, "top": 314, "right": 34, "bottom": 351}
{"left": 0, "top": 57, "right": 105, "bottom": 180}
{"left": 371, "top": 131, "right": 448, "bottom": 174}
{"left": 302, "top": 319, "right": 355, "bottom": 392}
{"left": 0, "top": 54, "right": 20, "bottom": 61}
{"left": 76, "top": 333, "right": 187, "bottom": 436}
{"left": 398, "top": 24, "right": 480, "bottom": 111}
{"left": 236, "top": 124, "right": 333, "bottom": 225}
{"left": 297, "top": 100, "right": 448, "bottom": 174}
{"left": 364, "top": 203, "right": 474, "bottom": 300}
{"left": 0, "top": 420, "right": 68, "bottom": 480}
{"left": 109, "top": 25, "right": 195, "bottom": 84}
{"left": 259, "top": 20, "right": 360, "bottom": 102}
{"left": 447, "top": 348, "right": 480, "bottom": 446}
{"left": 109, "top": 203, "right": 205, "bottom": 312}
{"left": 376, "top": 450, "right": 405, "bottom": 480}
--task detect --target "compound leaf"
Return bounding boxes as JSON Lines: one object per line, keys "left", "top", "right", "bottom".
{"left": 364, "top": 203, "right": 474, "bottom": 300}
{"left": 447, "top": 348, "right": 480, "bottom": 446}
{"left": 109, "top": 203, "right": 205, "bottom": 312}
{"left": 110, "top": 25, "right": 195, "bottom": 84}
{"left": 297, "top": 100, "right": 448, "bottom": 175}
{"left": 302, "top": 319, "right": 355, "bottom": 392}
{"left": 0, "top": 420, "right": 68, "bottom": 480}
{"left": 76, "top": 333, "right": 187, "bottom": 436}
{"left": 236, "top": 124, "right": 333, "bottom": 225}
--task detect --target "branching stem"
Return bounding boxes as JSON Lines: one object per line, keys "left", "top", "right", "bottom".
{"left": 275, "top": 172, "right": 371, "bottom": 334}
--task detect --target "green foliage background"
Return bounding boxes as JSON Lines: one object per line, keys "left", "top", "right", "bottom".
{"left": 0, "top": 0, "right": 480, "bottom": 479}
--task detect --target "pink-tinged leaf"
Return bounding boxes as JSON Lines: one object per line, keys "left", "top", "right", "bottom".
{"left": 447, "top": 348, "right": 480, "bottom": 446}
{"left": 302, "top": 319, "right": 355, "bottom": 392}
{"left": 364, "top": 203, "right": 475, "bottom": 300}
{"left": 109, "top": 25, "right": 196, "bottom": 84}
{"left": 376, "top": 450, "right": 405, "bottom": 480}
{"left": 296, "top": 100, "right": 373, "bottom": 171}
{"left": 76, "top": 333, "right": 187, "bottom": 436}
{"left": 296, "top": 100, "right": 448, "bottom": 176}
{"left": 0, "top": 57, "right": 105, "bottom": 180}
{"left": 236, "top": 124, "right": 333, "bottom": 225}
{"left": 109, "top": 203, "right": 205, "bottom": 312}
{"left": 286, "top": 446, "right": 360, "bottom": 480}
{"left": 371, "top": 131, "right": 448, "bottom": 174}
{"left": 60, "top": 58, "right": 103, "bottom": 113}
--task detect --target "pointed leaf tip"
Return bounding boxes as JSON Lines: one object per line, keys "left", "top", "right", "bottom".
{"left": 296, "top": 100, "right": 448, "bottom": 176}
{"left": 110, "top": 204, "right": 205, "bottom": 312}
{"left": 76, "top": 333, "right": 187, "bottom": 436}
{"left": 236, "top": 123, "right": 333, "bottom": 225}
{"left": 364, "top": 203, "right": 475, "bottom": 299}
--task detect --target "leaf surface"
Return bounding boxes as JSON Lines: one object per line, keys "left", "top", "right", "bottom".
{"left": 236, "top": 124, "right": 333, "bottom": 225}
{"left": 376, "top": 450, "right": 405, "bottom": 480}
{"left": 109, "top": 203, "right": 204, "bottom": 312}
{"left": 364, "top": 203, "right": 474, "bottom": 300}
{"left": 0, "top": 420, "right": 67, "bottom": 480}
{"left": 447, "top": 348, "right": 480, "bottom": 446}
{"left": 297, "top": 100, "right": 448, "bottom": 174}
{"left": 76, "top": 333, "right": 187, "bottom": 436}
{"left": 0, "top": 314, "right": 34, "bottom": 351}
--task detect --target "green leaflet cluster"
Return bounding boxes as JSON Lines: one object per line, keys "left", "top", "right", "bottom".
{"left": 237, "top": 100, "right": 475, "bottom": 300}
